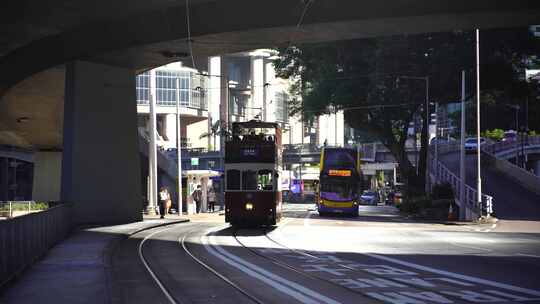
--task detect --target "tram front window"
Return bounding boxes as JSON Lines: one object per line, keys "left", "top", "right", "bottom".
{"left": 242, "top": 170, "right": 258, "bottom": 190}
{"left": 227, "top": 170, "right": 240, "bottom": 190}
{"left": 241, "top": 169, "right": 274, "bottom": 191}
{"left": 258, "top": 170, "right": 273, "bottom": 191}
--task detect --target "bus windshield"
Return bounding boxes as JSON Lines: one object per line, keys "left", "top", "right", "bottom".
{"left": 320, "top": 182, "right": 353, "bottom": 201}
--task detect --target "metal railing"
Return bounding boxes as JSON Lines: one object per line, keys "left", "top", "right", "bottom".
{"left": 429, "top": 144, "right": 493, "bottom": 219}
{"left": 0, "top": 202, "right": 72, "bottom": 287}
{"left": 0, "top": 201, "right": 49, "bottom": 219}
{"left": 483, "top": 135, "right": 540, "bottom": 155}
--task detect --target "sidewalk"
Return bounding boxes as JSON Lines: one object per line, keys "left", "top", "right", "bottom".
{"left": 0, "top": 215, "right": 189, "bottom": 304}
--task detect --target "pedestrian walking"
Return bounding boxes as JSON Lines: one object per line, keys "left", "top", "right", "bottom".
{"left": 192, "top": 185, "right": 202, "bottom": 214}
{"left": 208, "top": 187, "right": 216, "bottom": 212}
{"left": 158, "top": 186, "right": 170, "bottom": 219}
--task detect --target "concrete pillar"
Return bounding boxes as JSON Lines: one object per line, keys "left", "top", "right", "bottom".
{"left": 251, "top": 56, "right": 264, "bottom": 120}
{"left": 201, "top": 177, "right": 208, "bottom": 212}
{"left": 62, "top": 61, "right": 142, "bottom": 224}
{"left": 265, "top": 60, "right": 276, "bottom": 122}
{"left": 534, "top": 160, "right": 540, "bottom": 176}
{"left": 208, "top": 57, "right": 222, "bottom": 151}
{"left": 164, "top": 113, "right": 177, "bottom": 149}
{"left": 32, "top": 151, "right": 62, "bottom": 201}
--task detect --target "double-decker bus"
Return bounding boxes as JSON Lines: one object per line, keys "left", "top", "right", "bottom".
{"left": 317, "top": 147, "right": 363, "bottom": 216}
{"left": 224, "top": 120, "right": 282, "bottom": 226}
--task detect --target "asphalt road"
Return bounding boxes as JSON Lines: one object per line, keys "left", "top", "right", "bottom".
{"left": 439, "top": 152, "right": 540, "bottom": 221}
{"left": 110, "top": 205, "right": 540, "bottom": 304}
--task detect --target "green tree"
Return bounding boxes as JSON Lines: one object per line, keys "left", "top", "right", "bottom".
{"left": 274, "top": 27, "right": 539, "bottom": 193}
{"left": 199, "top": 120, "right": 230, "bottom": 151}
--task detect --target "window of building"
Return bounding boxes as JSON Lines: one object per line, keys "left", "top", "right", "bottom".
{"left": 274, "top": 91, "right": 288, "bottom": 122}
{"left": 227, "top": 169, "right": 240, "bottom": 190}
{"left": 136, "top": 72, "right": 150, "bottom": 104}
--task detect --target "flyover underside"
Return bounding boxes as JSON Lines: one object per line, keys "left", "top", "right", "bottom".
{"left": 1, "top": 1, "right": 539, "bottom": 95}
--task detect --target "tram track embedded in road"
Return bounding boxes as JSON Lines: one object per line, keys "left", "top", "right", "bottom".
{"left": 137, "top": 224, "right": 265, "bottom": 304}
{"left": 138, "top": 226, "right": 182, "bottom": 304}
{"left": 180, "top": 229, "right": 266, "bottom": 304}
{"left": 232, "top": 227, "right": 381, "bottom": 303}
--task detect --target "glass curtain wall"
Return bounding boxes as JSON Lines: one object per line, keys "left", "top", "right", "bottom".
{"left": 136, "top": 69, "right": 207, "bottom": 110}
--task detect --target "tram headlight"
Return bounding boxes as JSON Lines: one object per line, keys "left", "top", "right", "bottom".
{"left": 245, "top": 203, "right": 253, "bottom": 211}
{"left": 353, "top": 201, "right": 358, "bottom": 206}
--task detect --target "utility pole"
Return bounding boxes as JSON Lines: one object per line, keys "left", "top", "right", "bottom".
{"left": 460, "top": 70, "right": 466, "bottom": 220}
{"left": 335, "top": 106, "right": 338, "bottom": 147}
{"left": 475, "top": 29, "right": 483, "bottom": 215}
{"left": 175, "top": 78, "right": 183, "bottom": 216}
{"left": 424, "top": 76, "right": 430, "bottom": 193}
{"left": 434, "top": 102, "right": 439, "bottom": 177}
{"left": 148, "top": 91, "right": 158, "bottom": 215}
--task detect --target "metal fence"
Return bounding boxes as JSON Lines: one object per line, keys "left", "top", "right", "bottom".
{"left": 429, "top": 145, "right": 493, "bottom": 219}
{"left": 0, "top": 202, "right": 72, "bottom": 287}
{"left": 483, "top": 135, "right": 540, "bottom": 155}
{"left": 0, "top": 201, "right": 49, "bottom": 219}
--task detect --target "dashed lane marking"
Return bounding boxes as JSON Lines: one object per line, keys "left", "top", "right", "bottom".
{"left": 516, "top": 253, "right": 540, "bottom": 259}
{"left": 363, "top": 252, "right": 540, "bottom": 298}
{"left": 303, "top": 211, "right": 312, "bottom": 227}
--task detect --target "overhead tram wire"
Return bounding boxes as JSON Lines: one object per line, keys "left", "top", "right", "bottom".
{"left": 185, "top": 0, "right": 196, "bottom": 70}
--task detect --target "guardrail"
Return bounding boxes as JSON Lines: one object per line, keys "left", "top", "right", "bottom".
{"left": 0, "top": 202, "right": 72, "bottom": 288}
{"left": 483, "top": 135, "right": 540, "bottom": 155}
{"left": 0, "top": 201, "right": 49, "bottom": 219}
{"left": 429, "top": 144, "right": 493, "bottom": 219}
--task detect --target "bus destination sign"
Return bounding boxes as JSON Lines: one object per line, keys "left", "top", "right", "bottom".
{"left": 328, "top": 169, "right": 351, "bottom": 177}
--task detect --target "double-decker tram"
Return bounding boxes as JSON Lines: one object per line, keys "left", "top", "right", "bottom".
{"left": 224, "top": 120, "right": 282, "bottom": 226}
{"left": 317, "top": 147, "right": 363, "bottom": 216}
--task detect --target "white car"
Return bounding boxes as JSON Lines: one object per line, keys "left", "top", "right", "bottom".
{"left": 464, "top": 137, "right": 486, "bottom": 153}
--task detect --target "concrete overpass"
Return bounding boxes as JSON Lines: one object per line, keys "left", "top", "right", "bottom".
{"left": 1, "top": 1, "right": 539, "bottom": 224}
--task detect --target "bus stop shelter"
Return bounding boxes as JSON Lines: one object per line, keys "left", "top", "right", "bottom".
{"left": 184, "top": 170, "right": 221, "bottom": 214}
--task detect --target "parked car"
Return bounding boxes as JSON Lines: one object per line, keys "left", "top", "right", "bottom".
{"left": 430, "top": 137, "right": 457, "bottom": 145}
{"left": 464, "top": 137, "right": 486, "bottom": 153}
{"left": 360, "top": 190, "right": 379, "bottom": 205}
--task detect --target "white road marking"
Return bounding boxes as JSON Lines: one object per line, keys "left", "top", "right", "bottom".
{"left": 516, "top": 253, "right": 540, "bottom": 258}
{"left": 138, "top": 227, "right": 177, "bottom": 304}
{"left": 203, "top": 226, "right": 342, "bottom": 304}
{"left": 303, "top": 211, "right": 312, "bottom": 227}
{"left": 364, "top": 252, "right": 540, "bottom": 297}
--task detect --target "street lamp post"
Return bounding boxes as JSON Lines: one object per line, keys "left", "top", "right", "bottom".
{"left": 507, "top": 104, "right": 521, "bottom": 165}
{"left": 175, "top": 78, "right": 183, "bottom": 216}
{"left": 475, "top": 29, "right": 483, "bottom": 214}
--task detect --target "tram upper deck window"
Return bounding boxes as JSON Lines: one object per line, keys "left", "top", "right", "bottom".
{"left": 227, "top": 169, "right": 240, "bottom": 190}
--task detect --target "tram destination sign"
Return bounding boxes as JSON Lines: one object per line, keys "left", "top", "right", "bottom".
{"left": 328, "top": 169, "right": 351, "bottom": 177}
{"left": 241, "top": 148, "right": 258, "bottom": 157}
